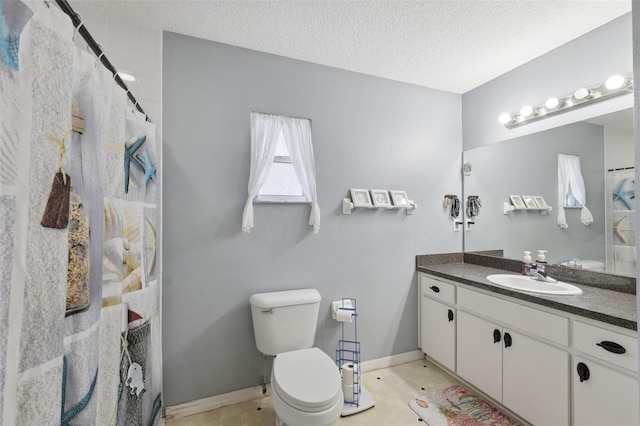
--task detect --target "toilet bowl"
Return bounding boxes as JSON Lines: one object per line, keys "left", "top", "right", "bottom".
{"left": 271, "top": 347, "right": 343, "bottom": 426}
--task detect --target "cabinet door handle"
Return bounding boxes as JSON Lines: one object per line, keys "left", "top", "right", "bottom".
{"left": 447, "top": 309, "right": 454, "bottom": 322}
{"left": 596, "top": 341, "right": 626, "bottom": 354}
{"left": 504, "top": 332, "right": 512, "bottom": 348}
{"left": 429, "top": 285, "right": 440, "bottom": 293}
{"left": 493, "top": 329, "right": 501, "bottom": 343}
{"left": 577, "top": 362, "right": 590, "bottom": 382}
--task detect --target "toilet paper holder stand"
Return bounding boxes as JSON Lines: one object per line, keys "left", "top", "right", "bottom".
{"left": 334, "top": 298, "right": 375, "bottom": 415}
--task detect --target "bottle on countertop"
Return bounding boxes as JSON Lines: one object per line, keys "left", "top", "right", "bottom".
{"left": 522, "top": 251, "right": 532, "bottom": 275}
{"left": 536, "top": 250, "right": 548, "bottom": 263}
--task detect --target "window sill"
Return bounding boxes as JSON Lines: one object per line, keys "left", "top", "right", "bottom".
{"left": 253, "top": 196, "right": 311, "bottom": 204}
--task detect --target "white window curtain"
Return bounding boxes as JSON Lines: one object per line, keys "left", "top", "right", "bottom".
{"left": 557, "top": 153, "right": 593, "bottom": 228}
{"left": 241, "top": 113, "right": 281, "bottom": 233}
{"left": 281, "top": 116, "right": 321, "bottom": 234}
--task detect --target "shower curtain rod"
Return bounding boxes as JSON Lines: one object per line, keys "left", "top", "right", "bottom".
{"left": 49, "top": 0, "right": 150, "bottom": 122}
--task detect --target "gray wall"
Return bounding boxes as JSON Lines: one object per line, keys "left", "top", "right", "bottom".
{"left": 162, "top": 33, "right": 462, "bottom": 405}
{"left": 463, "top": 13, "right": 632, "bottom": 151}
{"left": 464, "top": 122, "right": 605, "bottom": 264}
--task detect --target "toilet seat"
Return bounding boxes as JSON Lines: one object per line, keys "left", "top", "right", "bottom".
{"left": 272, "top": 347, "right": 342, "bottom": 412}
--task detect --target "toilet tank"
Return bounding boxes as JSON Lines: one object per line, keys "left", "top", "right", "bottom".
{"left": 250, "top": 289, "right": 321, "bottom": 356}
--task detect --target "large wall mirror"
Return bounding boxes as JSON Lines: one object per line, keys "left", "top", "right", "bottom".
{"left": 463, "top": 106, "right": 634, "bottom": 277}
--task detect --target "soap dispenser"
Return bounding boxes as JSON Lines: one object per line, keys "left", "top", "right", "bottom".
{"left": 537, "top": 250, "right": 548, "bottom": 263}
{"left": 522, "top": 251, "right": 532, "bottom": 275}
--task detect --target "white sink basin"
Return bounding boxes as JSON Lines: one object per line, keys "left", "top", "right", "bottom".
{"left": 486, "top": 274, "right": 583, "bottom": 295}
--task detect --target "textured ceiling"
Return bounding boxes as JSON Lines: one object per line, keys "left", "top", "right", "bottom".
{"left": 71, "top": 0, "right": 631, "bottom": 94}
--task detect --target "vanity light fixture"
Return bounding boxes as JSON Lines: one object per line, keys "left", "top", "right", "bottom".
{"left": 499, "top": 72, "right": 633, "bottom": 129}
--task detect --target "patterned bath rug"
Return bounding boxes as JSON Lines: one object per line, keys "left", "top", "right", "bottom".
{"left": 409, "top": 384, "right": 522, "bottom": 426}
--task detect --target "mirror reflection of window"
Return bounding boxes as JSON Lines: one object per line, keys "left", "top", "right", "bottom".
{"left": 564, "top": 186, "right": 583, "bottom": 208}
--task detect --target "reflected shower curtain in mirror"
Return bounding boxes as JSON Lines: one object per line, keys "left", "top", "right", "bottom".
{"left": 606, "top": 168, "right": 636, "bottom": 276}
{"left": 557, "top": 153, "right": 593, "bottom": 228}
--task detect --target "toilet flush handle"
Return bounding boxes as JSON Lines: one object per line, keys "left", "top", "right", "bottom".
{"left": 261, "top": 308, "right": 275, "bottom": 314}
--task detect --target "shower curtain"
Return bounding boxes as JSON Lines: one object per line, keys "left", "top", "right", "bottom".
{"left": 0, "top": 2, "right": 161, "bottom": 425}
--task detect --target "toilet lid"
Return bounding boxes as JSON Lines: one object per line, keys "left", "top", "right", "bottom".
{"left": 272, "top": 347, "right": 342, "bottom": 412}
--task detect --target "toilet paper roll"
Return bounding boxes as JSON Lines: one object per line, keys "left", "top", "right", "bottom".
{"left": 336, "top": 308, "right": 354, "bottom": 323}
{"left": 342, "top": 383, "right": 356, "bottom": 403}
{"left": 341, "top": 362, "right": 358, "bottom": 386}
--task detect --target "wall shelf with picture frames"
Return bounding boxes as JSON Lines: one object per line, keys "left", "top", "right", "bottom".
{"left": 503, "top": 194, "right": 552, "bottom": 215}
{"left": 343, "top": 189, "right": 417, "bottom": 215}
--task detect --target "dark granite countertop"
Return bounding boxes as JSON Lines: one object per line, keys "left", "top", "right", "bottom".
{"left": 416, "top": 258, "right": 637, "bottom": 331}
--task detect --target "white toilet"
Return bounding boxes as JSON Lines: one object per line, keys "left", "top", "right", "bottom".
{"left": 250, "top": 289, "right": 343, "bottom": 426}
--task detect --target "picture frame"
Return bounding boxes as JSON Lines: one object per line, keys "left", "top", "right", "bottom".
{"left": 509, "top": 195, "right": 526, "bottom": 209}
{"left": 533, "top": 195, "right": 548, "bottom": 209}
{"left": 522, "top": 195, "right": 538, "bottom": 209}
{"left": 350, "top": 188, "right": 373, "bottom": 207}
{"left": 390, "top": 190, "right": 410, "bottom": 207}
{"left": 370, "top": 189, "right": 392, "bottom": 207}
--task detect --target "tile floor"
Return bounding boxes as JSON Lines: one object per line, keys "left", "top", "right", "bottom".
{"left": 165, "top": 357, "right": 463, "bottom": 426}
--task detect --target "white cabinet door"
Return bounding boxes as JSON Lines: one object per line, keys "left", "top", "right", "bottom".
{"left": 573, "top": 356, "right": 639, "bottom": 426}
{"left": 421, "top": 295, "right": 455, "bottom": 371}
{"left": 502, "top": 329, "right": 569, "bottom": 426}
{"left": 456, "top": 311, "right": 502, "bottom": 402}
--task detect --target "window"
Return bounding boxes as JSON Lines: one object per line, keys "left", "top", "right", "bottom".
{"left": 255, "top": 130, "right": 309, "bottom": 203}
{"left": 242, "top": 112, "right": 320, "bottom": 234}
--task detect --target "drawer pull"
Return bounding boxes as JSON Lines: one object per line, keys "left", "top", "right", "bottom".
{"left": 577, "top": 362, "right": 590, "bottom": 382}
{"left": 504, "top": 332, "right": 512, "bottom": 348}
{"left": 447, "top": 309, "right": 454, "bottom": 322}
{"left": 429, "top": 286, "right": 440, "bottom": 293}
{"left": 596, "top": 341, "right": 626, "bottom": 354}
{"left": 493, "top": 329, "right": 501, "bottom": 343}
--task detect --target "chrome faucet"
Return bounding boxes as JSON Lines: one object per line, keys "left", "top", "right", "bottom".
{"left": 564, "top": 258, "right": 583, "bottom": 269}
{"left": 528, "top": 262, "right": 558, "bottom": 283}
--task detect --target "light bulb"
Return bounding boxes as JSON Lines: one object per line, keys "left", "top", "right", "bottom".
{"left": 574, "top": 88, "right": 591, "bottom": 100}
{"left": 498, "top": 113, "right": 513, "bottom": 124}
{"left": 545, "top": 97, "right": 560, "bottom": 109}
{"left": 117, "top": 71, "right": 136, "bottom": 82}
{"left": 605, "top": 74, "right": 625, "bottom": 90}
{"left": 520, "top": 106, "right": 534, "bottom": 117}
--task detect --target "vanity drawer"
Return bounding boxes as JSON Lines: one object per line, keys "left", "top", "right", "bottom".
{"left": 573, "top": 321, "right": 637, "bottom": 372}
{"left": 458, "top": 287, "right": 569, "bottom": 346}
{"left": 420, "top": 274, "right": 455, "bottom": 305}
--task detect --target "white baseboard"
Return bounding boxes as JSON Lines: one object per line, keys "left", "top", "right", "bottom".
{"left": 359, "top": 349, "right": 423, "bottom": 373}
{"left": 163, "top": 349, "right": 424, "bottom": 421}
{"left": 164, "top": 384, "right": 269, "bottom": 421}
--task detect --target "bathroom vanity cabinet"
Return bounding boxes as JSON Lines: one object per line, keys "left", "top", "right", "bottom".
{"left": 456, "top": 289, "right": 569, "bottom": 426}
{"left": 572, "top": 321, "right": 639, "bottom": 426}
{"left": 418, "top": 271, "right": 639, "bottom": 426}
{"left": 419, "top": 276, "right": 456, "bottom": 371}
